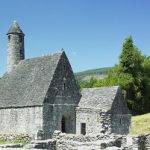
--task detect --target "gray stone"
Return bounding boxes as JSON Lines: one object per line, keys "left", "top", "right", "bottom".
{"left": 0, "top": 22, "right": 81, "bottom": 137}
{"left": 7, "top": 21, "right": 25, "bottom": 72}
{"left": 0, "top": 22, "right": 134, "bottom": 150}
{"left": 76, "top": 87, "right": 131, "bottom": 135}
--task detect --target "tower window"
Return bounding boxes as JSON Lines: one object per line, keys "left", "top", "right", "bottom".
{"left": 19, "top": 35, "right": 22, "bottom": 42}
{"left": 120, "top": 118, "right": 122, "bottom": 125}
{"left": 63, "top": 83, "right": 66, "bottom": 90}
{"left": 63, "top": 65, "right": 66, "bottom": 71}
{"left": 8, "top": 35, "right": 11, "bottom": 41}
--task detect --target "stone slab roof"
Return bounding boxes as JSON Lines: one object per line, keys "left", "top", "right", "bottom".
{"left": 0, "top": 52, "right": 63, "bottom": 108}
{"left": 79, "top": 86, "right": 120, "bottom": 111}
{"left": 7, "top": 21, "right": 24, "bottom": 35}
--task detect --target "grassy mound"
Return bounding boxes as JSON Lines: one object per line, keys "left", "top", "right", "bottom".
{"left": 130, "top": 113, "right": 150, "bottom": 135}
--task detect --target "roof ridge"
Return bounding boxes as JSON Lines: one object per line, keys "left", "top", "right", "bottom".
{"left": 21, "top": 51, "right": 63, "bottom": 62}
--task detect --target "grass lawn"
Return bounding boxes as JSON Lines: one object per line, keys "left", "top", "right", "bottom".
{"left": 0, "top": 139, "right": 28, "bottom": 145}
{"left": 0, "top": 139, "right": 9, "bottom": 145}
{"left": 130, "top": 113, "right": 150, "bottom": 135}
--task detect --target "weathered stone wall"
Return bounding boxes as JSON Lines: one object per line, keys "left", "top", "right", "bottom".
{"left": 76, "top": 108, "right": 102, "bottom": 135}
{"left": 43, "top": 52, "right": 81, "bottom": 137}
{"left": 0, "top": 106, "right": 43, "bottom": 136}
{"left": 76, "top": 109, "right": 130, "bottom": 135}
{"left": 43, "top": 103, "right": 77, "bottom": 138}
{"left": 52, "top": 131, "right": 127, "bottom": 150}
{"left": 111, "top": 114, "right": 131, "bottom": 134}
{"left": 0, "top": 132, "right": 149, "bottom": 149}
{"left": 76, "top": 87, "right": 131, "bottom": 136}
{"left": 7, "top": 32, "right": 25, "bottom": 72}
{"left": 52, "top": 131, "right": 150, "bottom": 150}
{"left": 110, "top": 88, "right": 131, "bottom": 135}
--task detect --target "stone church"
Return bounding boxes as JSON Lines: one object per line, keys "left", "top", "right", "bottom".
{"left": 0, "top": 21, "right": 131, "bottom": 139}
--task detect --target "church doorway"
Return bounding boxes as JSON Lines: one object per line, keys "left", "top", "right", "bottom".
{"left": 61, "top": 114, "right": 71, "bottom": 133}
{"left": 61, "top": 116, "right": 66, "bottom": 133}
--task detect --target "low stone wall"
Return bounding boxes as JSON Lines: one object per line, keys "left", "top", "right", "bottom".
{"left": 131, "top": 134, "right": 150, "bottom": 150}
{"left": 52, "top": 131, "right": 150, "bottom": 150}
{"left": 52, "top": 131, "right": 125, "bottom": 149}
{"left": 0, "top": 132, "right": 150, "bottom": 149}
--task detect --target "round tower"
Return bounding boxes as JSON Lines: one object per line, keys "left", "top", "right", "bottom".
{"left": 7, "top": 21, "right": 25, "bottom": 72}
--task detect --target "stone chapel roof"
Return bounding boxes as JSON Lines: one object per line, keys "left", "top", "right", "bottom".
{"left": 7, "top": 21, "right": 24, "bottom": 35}
{"left": 79, "top": 86, "right": 121, "bottom": 111}
{"left": 0, "top": 51, "right": 63, "bottom": 108}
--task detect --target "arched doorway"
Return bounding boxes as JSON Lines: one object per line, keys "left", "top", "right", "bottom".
{"left": 61, "top": 114, "right": 71, "bottom": 133}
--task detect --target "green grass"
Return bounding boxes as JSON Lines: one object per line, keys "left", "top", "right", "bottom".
{"left": 130, "top": 113, "right": 150, "bottom": 135}
{"left": 0, "top": 139, "right": 28, "bottom": 145}
{"left": 0, "top": 140, "right": 22, "bottom": 145}
{"left": 0, "top": 139, "right": 9, "bottom": 144}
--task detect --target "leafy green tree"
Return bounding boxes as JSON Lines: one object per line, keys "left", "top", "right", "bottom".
{"left": 80, "top": 77, "right": 97, "bottom": 89}
{"left": 79, "top": 36, "right": 150, "bottom": 115}
{"left": 141, "top": 56, "right": 150, "bottom": 113}
{"left": 118, "top": 37, "right": 147, "bottom": 114}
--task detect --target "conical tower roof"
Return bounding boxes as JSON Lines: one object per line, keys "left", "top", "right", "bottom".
{"left": 7, "top": 21, "right": 24, "bottom": 35}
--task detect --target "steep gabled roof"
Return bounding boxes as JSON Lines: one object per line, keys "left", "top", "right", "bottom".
{"left": 79, "top": 86, "right": 120, "bottom": 111}
{"left": 0, "top": 52, "right": 63, "bottom": 108}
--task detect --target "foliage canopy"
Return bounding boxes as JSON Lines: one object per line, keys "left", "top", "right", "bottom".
{"left": 80, "top": 37, "right": 150, "bottom": 115}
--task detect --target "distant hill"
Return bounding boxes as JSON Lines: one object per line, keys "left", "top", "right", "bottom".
{"left": 75, "top": 67, "right": 113, "bottom": 83}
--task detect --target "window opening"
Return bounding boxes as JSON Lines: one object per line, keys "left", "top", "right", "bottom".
{"left": 63, "top": 65, "right": 66, "bottom": 71}
{"left": 81, "top": 123, "right": 86, "bottom": 135}
{"left": 63, "top": 83, "right": 66, "bottom": 90}
{"left": 61, "top": 116, "right": 66, "bottom": 133}
{"left": 120, "top": 118, "right": 122, "bottom": 125}
{"left": 19, "top": 35, "right": 22, "bottom": 42}
{"left": 8, "top": 35, "right": 11, "bottom": 41}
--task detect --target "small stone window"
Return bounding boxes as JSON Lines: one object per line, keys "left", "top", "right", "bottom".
{"left": 81, "top": 123, "right": 86, "bottom": 135}
{"left": 63, "top": 83, "right": 66, "bottom": 90}
{"left": 8, "top": 35, "right": 11, "bottom": 41}
{"left": 19, "top": 35, "right": 23, "bottom": 42}
{"left": 120, "top": 118, "right": 122, "bottom": 125}
{"left": 19, "top": 35, "right": 22, "bottom": 42}
{"left": 63, "top": 65, "right": 66, "bottom": 71}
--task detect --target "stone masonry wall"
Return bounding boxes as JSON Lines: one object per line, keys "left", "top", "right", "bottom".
{"left": 7, "top": 33, "right": 24, "bottom": 72}
{"left": 42, "top": 103, "right": 76, "bottom": 138}
{"left": 111, "top": 114, "right": 131, "bottom": 134}
{"left": 43, "top": 52, "right": 81, "bottom": 137}
{"left": 51, "top": 131, "right": 150, "bottom": 150}
{"left": 76, "top": 108, "right": 102, "bottom": 135}
{"left": 0, "top": 106, "right": 43, "bottom": 136}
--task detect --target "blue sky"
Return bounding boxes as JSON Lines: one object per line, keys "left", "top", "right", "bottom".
{"left": 0, "top": 0, "right": 150, "bottom": 76}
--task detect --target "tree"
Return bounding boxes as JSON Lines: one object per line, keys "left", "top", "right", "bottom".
{"left": 79, "top": 36, "right": 150, "bottom": 115}
{"left": 141, "top": 56, "right": 150, "bottom": 113}
{"left": 117, "top": 37, "right": 144, "bottom": 114}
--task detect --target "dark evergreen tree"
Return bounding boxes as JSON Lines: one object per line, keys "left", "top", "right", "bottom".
{"left": 79, "top": 36, "right": 150, "bottom": 115}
